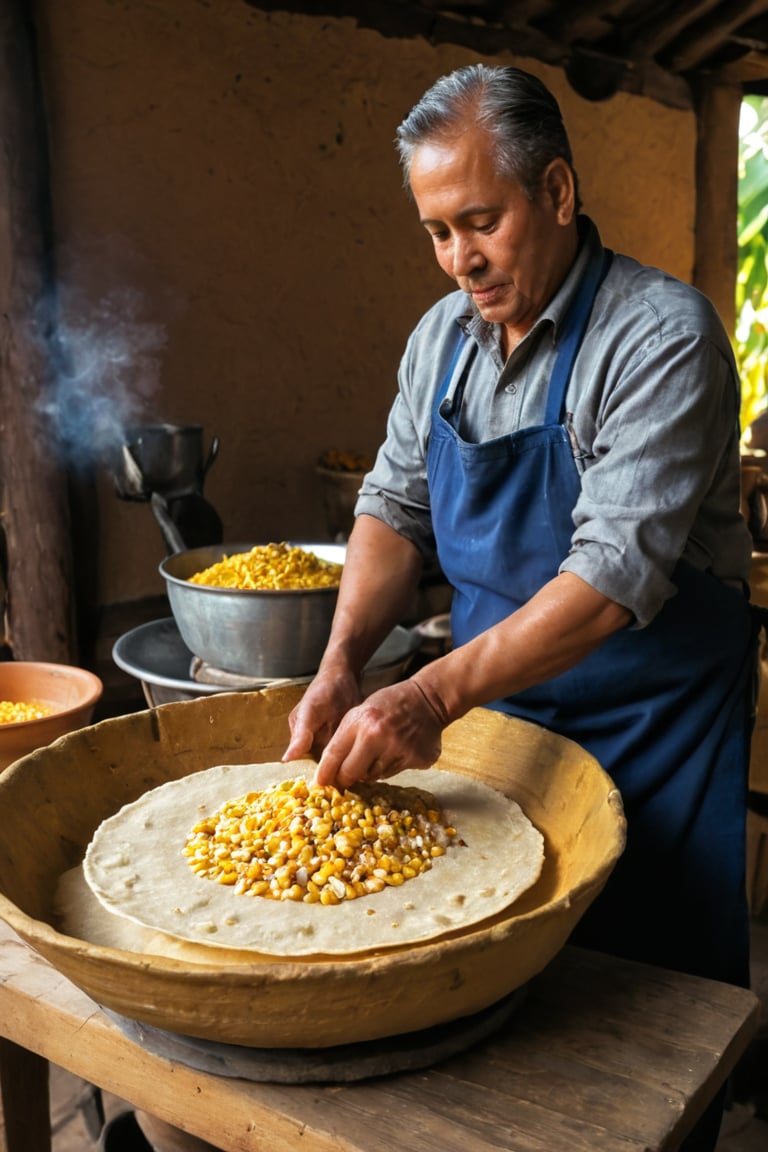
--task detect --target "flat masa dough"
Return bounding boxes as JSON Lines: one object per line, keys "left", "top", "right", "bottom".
{"left": 82, "top": 760, "right": 544, "bottom": 957}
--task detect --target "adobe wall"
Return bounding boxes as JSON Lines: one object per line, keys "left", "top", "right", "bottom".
{"left": 35, "top": 1, "right": 696, "bottom": 605}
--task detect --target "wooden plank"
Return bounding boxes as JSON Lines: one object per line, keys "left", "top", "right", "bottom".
{"left": 533, "top": 0, "right": 617, "bottom": 44}
{"left": 667, "top": 0, "right": 768, "bottom": 73}
{"left": 353, "top": 1069, "right": 646, "bottom": 1152}
{"left": 446, "top": 1040, "right": 690, "bottom": 1147}
{"left": 0, "top": 919, "right": 758, "bottom": 1152}
{"left": 715, "top": 48, "right": 768, "bottom": 83}
{"left": 429, "top": 946, "right": 758, "bottom": 1149}
{"left": 627, "top": 0, "right": 723, "bottom": 59}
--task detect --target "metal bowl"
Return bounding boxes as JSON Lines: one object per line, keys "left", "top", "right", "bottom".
{"left": 112, "top": 617, "right": 420, "bottom": 707}
{"left": 0, "top": 689, "right": 625, "bottom": 1048}
{"left": 159, "top": 543, "right": 344, "bottom": 678}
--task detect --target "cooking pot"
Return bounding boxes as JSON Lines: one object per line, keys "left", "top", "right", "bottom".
{"left": 160, "top": 543, "right": 343, "bottom": 679}
{"left": 114, "top": 423, "right": 219, "bottom": 501}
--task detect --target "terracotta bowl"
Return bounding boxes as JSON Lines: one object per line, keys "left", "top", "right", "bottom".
{"left": 0, "top": 688, "right": 625, "bottom": 1048}
{"left": 0, "top": 661, "right": 103, "bottom": 772}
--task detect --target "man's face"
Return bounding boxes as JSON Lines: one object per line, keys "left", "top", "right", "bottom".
{"left": 409, "top": 121, "right": 576, "bottom": 350}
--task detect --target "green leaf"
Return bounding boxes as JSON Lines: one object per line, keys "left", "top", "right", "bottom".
{"left": 738, "top": 200, "right": 768, "bottom": 247}
{"left": 737, "top": 98, "right": 768, "bottom": 429}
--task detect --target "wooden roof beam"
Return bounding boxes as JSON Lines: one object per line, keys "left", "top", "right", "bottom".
{"left": 711, "top": 46, "right": 768, "bottom": 82}
{"left": 622, "top": 0, "right": 724, "bottom": 60}
{"left": 665, "top": 0, "right": 768, "bottom": 73}
{"left": 535, "top": 0, "right": 636, "bottom": 46}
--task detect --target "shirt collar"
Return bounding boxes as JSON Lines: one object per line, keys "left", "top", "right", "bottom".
{"left": 544, "top": 216, "right": 603, "bottom": 341}
{"left": 458, "top": 215, "right": 605, "bottom": 354}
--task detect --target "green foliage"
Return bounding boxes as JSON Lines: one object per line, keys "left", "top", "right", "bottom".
{"left": 736, "top": 97, "right": 768, "bottom": 434}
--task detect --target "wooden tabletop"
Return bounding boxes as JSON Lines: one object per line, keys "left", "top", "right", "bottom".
{"left": 0, "top": 918, "right": 759, "bottom": 1152}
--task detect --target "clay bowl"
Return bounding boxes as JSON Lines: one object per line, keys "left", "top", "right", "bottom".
{"left": 0, "top": 661, "right": 103, "bottom": 772}
{"left": 0, "top": 688, "right": 625, "bottom": 1048}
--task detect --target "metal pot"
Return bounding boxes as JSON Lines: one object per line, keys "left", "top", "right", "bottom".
{"left": 114, "top": 423, "right": 219, "bottom": 501}
{"left": 159, "top": 543, "right": 343, "bottom": 679}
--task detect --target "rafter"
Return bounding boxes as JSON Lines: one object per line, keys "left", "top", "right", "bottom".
{"left": 665, "top": 0, "right": 768, "bottom": 72}
{"left": 244, "top": 1, "right": 768, "bottom": 89}
{"left": 622, "top": 1, "right": 724, "bottom": 60}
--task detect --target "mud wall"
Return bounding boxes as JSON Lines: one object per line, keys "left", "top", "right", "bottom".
{"left": 34, "top": 0, "right": 696, "bottom": 605}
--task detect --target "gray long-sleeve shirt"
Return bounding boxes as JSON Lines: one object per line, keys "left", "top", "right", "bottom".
{"left": 356, "top": 217, "right": 752, "bottom": 628}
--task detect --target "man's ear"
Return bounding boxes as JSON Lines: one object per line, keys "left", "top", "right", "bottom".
{"left": 543, "top": 158, "right": 576, "bottom": 224}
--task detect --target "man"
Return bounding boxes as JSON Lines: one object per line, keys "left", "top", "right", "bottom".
{"left": 284, "top": 63, "right": 757, "bottom": 1081}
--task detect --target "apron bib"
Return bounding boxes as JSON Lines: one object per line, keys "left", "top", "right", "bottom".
{"left": 426, "top": 244, "right": 756, "bottom": 986}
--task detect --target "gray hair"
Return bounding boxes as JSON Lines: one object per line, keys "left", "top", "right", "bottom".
{"left": 395, "top": 64, "right": 581, "bottom": 208}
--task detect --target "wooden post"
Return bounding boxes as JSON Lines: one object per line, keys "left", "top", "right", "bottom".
{"left": 0, "top": 1, "right": 75, "bottom": 662}
{"left": 0, "top": 1037, "right": 50, "bottom": 1152}
{"left": 692, "top": 77, "right": 743, "bottom": 336}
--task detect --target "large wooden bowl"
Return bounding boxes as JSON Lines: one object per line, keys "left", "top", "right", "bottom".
{"left": 0, "top": 688, "right": 625, "bottom": 1048}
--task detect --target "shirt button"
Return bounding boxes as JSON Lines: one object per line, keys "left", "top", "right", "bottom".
{"left": 505, "top": 383, "right": 517, "bottom": 394}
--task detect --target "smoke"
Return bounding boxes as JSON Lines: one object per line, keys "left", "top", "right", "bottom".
{"left": 40, "top": 281, "right": 167, "bottom": 469}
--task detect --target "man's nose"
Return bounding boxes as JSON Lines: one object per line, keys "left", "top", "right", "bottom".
{"left": 452, "top": 235, "right": 484, "bottom": 278}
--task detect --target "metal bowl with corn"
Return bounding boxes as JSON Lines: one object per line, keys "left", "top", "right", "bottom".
{"left": 160, "top": 542, "right": 344, "bottom": 679}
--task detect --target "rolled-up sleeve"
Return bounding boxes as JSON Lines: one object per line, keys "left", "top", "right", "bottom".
{"left": 353, "top": 222, "right": 751, "bottom": 629}
{"left": 562, "top": 295, "right": 746, "bottom": 627}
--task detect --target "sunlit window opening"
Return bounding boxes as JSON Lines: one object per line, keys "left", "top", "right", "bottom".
{"left": 737, "top": 96, "right": 768, "bottom": 446}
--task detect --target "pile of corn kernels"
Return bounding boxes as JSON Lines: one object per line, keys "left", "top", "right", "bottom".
{"left": 0, "top": 700, "right": 52, "bottom": 725}
{"left": 188, "top": 543, "right": 342, "bottom": 591}
{"left": 184, "top": 777, "right": 459, "bottom": 904}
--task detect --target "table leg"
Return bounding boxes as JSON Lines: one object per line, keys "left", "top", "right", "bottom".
{"left": 0, "top": 1037, "right": 51, "bottom": 1152}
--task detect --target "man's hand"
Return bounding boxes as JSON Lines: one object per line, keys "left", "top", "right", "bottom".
{"left": 311, "top": 677, "right": 448, "bottom": 790}
{"left": 283, "top": 661, "right": 364, "bottom": 764}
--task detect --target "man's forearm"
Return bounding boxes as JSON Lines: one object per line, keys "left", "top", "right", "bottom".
{"left": 412, "top": 572, "right": 632, "bottom": 724}
{"left": 318, "top": 513, "right": 424, "bottom": 677}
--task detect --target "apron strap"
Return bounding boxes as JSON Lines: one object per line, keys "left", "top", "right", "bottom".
{"left": 435, "top": 243, "right": 613, "bottom": 425}
{"left": 544, "top": 247, "right": 613, "bottom": 425}
{"left": 434, "top": 324, "right": 471, "bottom": 417}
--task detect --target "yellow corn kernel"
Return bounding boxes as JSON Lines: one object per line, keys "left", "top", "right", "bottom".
{"left": 313, "top": 861, "right": 334, "bottom": 885}
{"left": 0, "top": 699, "right": 53, "bottom": 724}
{"left": 183, "top": 776, "right": 460, "bottom": 903}
{"left": 282, "top": 884, "right": 306, "bottom": 902}
{"left": 187, "top": 543, "right": 342, "bottom": 591}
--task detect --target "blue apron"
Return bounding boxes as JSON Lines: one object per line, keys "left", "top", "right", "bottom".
{"left": 426, "top": 244, "right": 757, "bottom": 987}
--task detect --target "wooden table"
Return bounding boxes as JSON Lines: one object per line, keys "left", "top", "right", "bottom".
{"left": 0, "top": 919, "right": 759, "bottom": 1152}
